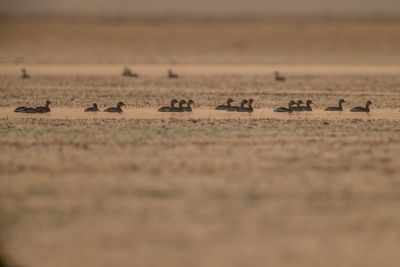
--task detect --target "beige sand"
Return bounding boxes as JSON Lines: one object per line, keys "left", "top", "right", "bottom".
{"left": 1, "top": 17, "right": 400, "bottom": 267}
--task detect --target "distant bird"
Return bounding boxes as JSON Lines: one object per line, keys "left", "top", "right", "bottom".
{"left": 237, "top": 99, "right": 254, "bottom": 112}
{"left": 301, "top": 100, "right": 313, "bottom": 111}
{"left": 21, "top": 68, "right": 29, "bottom": 79}
{"left": 122, "top": 67, "right": 139, "bottom": 77}
{"left": 350, "top": 100, "right": 372, "bottom": 112}
{"left": 325, "top": 99, "right": 345, "bottom": 111}
{"left": 158, "top": 99, "right": 179, "bottom": 112}
{"left": 14, "top": 105, "right": 29, "bottom": 113}
{"left": 84, "top": 103, "right": 99, "bottom": 112}
{"left": 215, "top": 98, "right": 234, "bottom": 110}
{"left": 14, "top": 105, "right": 36, "bottom": 113}
{"left": 292, "top": 100, "right": 305, "bottom": 111}
{"left": 171, "top": 100, "right": 186, "bottom": 112}
{"left": 227, "top": 99, "right": 248, "bottom": 112}
{"left": 182, "top": 100, "right": 194, "bottom": 112}
{"left": 168, "top": 69, "right": 179, "bottom": 79}
{"left": 34, "top": 100, "right": 51, "bottom": 113}
{"left": 104, "top": 101, "right": 126, "bottom": 113}
{"left": 275, "top": 71, "right": 285, "bottom": 81}
{"left": 274, "top": 100, "right": 296, "bottom": 113}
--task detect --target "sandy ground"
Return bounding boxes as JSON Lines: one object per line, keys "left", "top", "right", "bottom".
{"left": 1, "top": 17, "right": 400, "bottom": 267}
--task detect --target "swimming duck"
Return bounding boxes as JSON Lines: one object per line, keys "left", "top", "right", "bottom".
{"left": 122, "top": 67, "right": 139, "bottom": 77}
{"left": 350, "top": 100, "right": 372, "bottom": 112}
{"left": 183, "top": 100, "right": 194, "bottom": 112}
{"left": 14, "top": 105, "right": 29, "bottom": 112}
{"left": 325, "top": 99, "right": 345, "bottom": 111}
{"left": 14, "top": 105, "right": 36, "bottom": 113}
{"left": 158, "top": 99, "right": 179, "bottom": 112}
{"left": 34, "top": 100, "right": 51, "bottom": 113}
{"left": 237, "top": 99, "right": 254, "bottom": 112}
{"left": 104, "top": 101, "right": 126, "bottom": 113}
{"left": 171, "top": 100, "right": 187, "bottom": 112}
{"left": 227, "top": 99, "right": 248, "bottom": 111}
{"left": 275, "top": 71, "right": 285, "bottom": 81}
{"left": 21, "top": 68, "right": 29, "bottom": 79}
{"left": 274, "top": 100, "right": 296, "bottom": 113}
{"left": 292, "top": 100, "right": 305, "bottom": 111}
{"left": 215, "top": 98, "right": 234, "bottom": 110}
{"left": 168, "top": 69, "right": 179, "bottom": 79}
{"left": 84, "top": 103, "right": 99, "bottom": 112}
{"left": 301, "top": 100, "right": 313, "bottom": 111}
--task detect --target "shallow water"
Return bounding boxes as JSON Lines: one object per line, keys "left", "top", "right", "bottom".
{"left": 1, "top": 107, "right": 399, "bottom": 120}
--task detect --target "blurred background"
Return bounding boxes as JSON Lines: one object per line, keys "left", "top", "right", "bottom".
{"left": 1, "top": 0, "right": 400, "bottom": 16}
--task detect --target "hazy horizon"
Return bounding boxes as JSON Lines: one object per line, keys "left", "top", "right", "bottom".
{"left": 1, "top": 0, "right": 400, "bottom": 17}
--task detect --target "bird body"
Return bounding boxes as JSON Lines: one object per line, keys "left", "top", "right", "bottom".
{"left": 227, "top": 100, "right": 248, "bottom": 112}
{"left": 158, "top": 99, "right": 179, "bottom": 112}
{"left": 275, "top": 71, "right": 285, "bottom": 81}
{"left": 325, "top": 99, "right": 345, "bottom": 111}
{"left": 171, "top": 100, "right": 187, "bottom": 112}
{"left": 350, "top": 101, "right": 372, "bottom": 112}
{"left": 300, "top": 100, "right": 313, "bottom": 111}
{"left": 237, "top": 99, "right": 254, "bottom": 112}
{"left": 168, "top": 70, "right": 179, "bottom": 78}
{"left": 274, "top": 101, "right": 296, "bottom": 113}
{"left": 215, "top": 98, "right": 234, "bottom": 110}
{"left": 85, "top": 103, "right": 99, "bottom": 112}
{"left": 104, "top": 102, "right": 126, "bottom": 113}
{"left": 182, "top": 100, "right": 194, "bottom": 112}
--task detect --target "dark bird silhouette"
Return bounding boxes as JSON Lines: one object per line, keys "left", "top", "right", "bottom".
{"left": 301, "top": 100, "right": 313, "bottom": 111}
{"left": 182, "top": 100, "right": 194, "bottom": 112}
{"left": 237, "top": 99, "right": 254, "bottom": 112}
{"left": 21, "top": 68, "right": 29, "bottom": 79}
{"left": 215, "top": 98, "right": 234, "bottom": 110}
{"left": 84, "top": 103, "right": 99, "bottom": 112}
{"left": 227, "top": 99, "right": 248, "bottom": 112}
{"left": 350, "top": 100, "right": 372, "bottom": 112}
{"left": 325, "top": 99, "right": 345, "bottom": 111}
{"left": 158, "top": 99, "right": 179, "bottom": 112}
{"left": 171, "top": 100, "right": 187, "bottom": 112}
{"left": 168, "top": 69, "right": 179, "bottom": 79}
{"left": 274, "top": 100, "right": 296, "bottom": 113}
{"left": 34, "top": 100, "right": 51, "bottom": 113}
{"left": 104, "top": 102, "right": 126, "bottom": 113}
{"left": 122, "top": 67, "right": 139, "bottom": 77}
{"left": 292, "top": 100, "right": 305, "bottom": 111}
{"left": 275, "top": 71, "right": 285, "bottom": 81}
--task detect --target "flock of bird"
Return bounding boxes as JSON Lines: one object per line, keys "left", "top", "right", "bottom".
{"left": 14, "top": 68, "right": 373, "bottom": 113}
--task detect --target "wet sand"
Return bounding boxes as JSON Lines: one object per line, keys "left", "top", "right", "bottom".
{"left": 2, "top": 107, "right": 400, "bottom": 121}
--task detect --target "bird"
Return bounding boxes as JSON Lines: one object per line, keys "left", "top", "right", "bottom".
{"left": 104, "top": 102, "right": 126, "bottom": 113}
{"left": 168, "top": 69, "right": 179, "bottom": 79}
{"left": 215, "top": 98, "right": 234, "bottom": 110}
{"left": 84, "top": 103, "right": 99, "bottom": 112}
{"left": 237, "top": 99, "right": 254, "bottom": 112}
{"left": 34, "top": 100, "right": 51, "bottom": 113}
{"left": 292, "top": 100, "right": 305, "bottom": 111}
{"left": 275, "top": 71, "right": 285, "bottom": 81}
{"left": 14, "top": 106, "right": 36, "bottom": 113}
{"left": 350, "top": 100, "right": 372, "bottom": 112}
{"left": 171, "top": 100, "right": 187, "bottom": 112}
{"left": 301, "top": 100, "right": 313, "bottom": 111}
{"left": 158, "top": 99, "right": 179, "bottom": 112}
{"left": 227, "top": 99, "right": 248, "bottom": 111}
{"left": 122, "top": 67, "right": 139, "bottom": 77}
{"left": 21, "top": 68, "right": 29, "bottom": 79}
{"left": 182, "top": 100, "right": 194, "bottom": 112}
{"left": 14, "top": 105, "right": 29, "bottom": 113}
{"left": 274, "top": 100, "right": 296, "bottom": 113}
{"left": 325, "top": 99, "right": 345, "bottom": 111}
